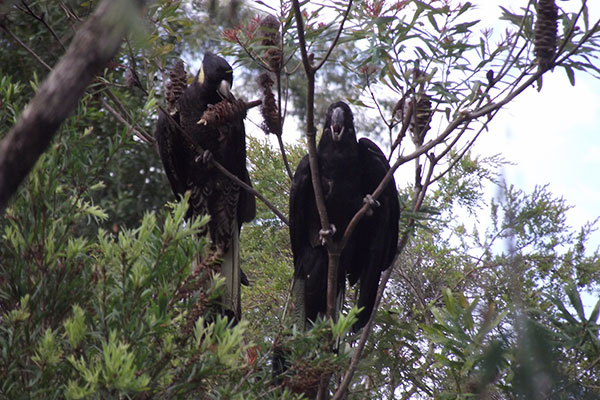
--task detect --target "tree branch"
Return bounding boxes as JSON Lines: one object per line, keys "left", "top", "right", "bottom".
{"left": 2, "top": 10, "right": 155, "bottom": 146}
{"left": 313, "top": 1, "right": 353, "bottom": 72}
{"left": 291, "top": 0, "right": 339, "bottom": 319}
{"left": 275, "top": 71, "right": 293, "bottom": 181}
{"left": 99, "top": 97, "right": 153, "bottom": 144}
{"left": 0, "top": 24, "right": 52, "bottom": 71}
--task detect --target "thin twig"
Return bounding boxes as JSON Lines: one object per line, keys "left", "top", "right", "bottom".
{"left": 276, "top": 133, "right": 294, "bottom": 180}
{"left": 496, "top": 1, "right": 534, "bottom": 81}
{"left": 0, "top": 25, "right": 53, "bottom": 71}
{"left": 314, "top": 1, "right": 353, "bottom": 72}
{"left": 100, "top": 98, "right": 153, "bottom": 144}
{"left": 20, "top": 0, "right": 66, "bottom": 50}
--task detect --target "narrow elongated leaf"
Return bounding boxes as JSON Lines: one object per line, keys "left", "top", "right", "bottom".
{"left": 564, "top": 65, "right": 576, "bottom": 86}
{"left": 566, "top": 284, "right": 585, "bottom": 321}
{"left": 587, "top": 299, "right": 600, "bottom": 325}
{"left": 550, "top": 296, "right": 578, "bottom": 324}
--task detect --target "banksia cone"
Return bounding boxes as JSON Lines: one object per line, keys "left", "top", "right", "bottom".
{"left": 258, "top": 73, "right": 281, "bottom": 136}
{"left": 260, "top": 14, "right": 283, "bottom": 72}
{"left": 198, "top": 98, "right": 260, "bottom": 127}
{"left": 166, "top": 59, "right": 187, "bottom": 114}
{"left": 534, "top": 0, "right": 558, "bottom": 71}
{"left": 405, "top": 94, "right": 432, "bottom": 147}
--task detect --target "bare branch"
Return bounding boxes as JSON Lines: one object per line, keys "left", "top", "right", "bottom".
{"left": 275, "top": 71, "right": 293, "bottom": 181}
{"left": 20, "top": 0, "right": 67, "bottom": 50}
{"left": 276, "top": 134, "right": 294, "bottom": 181}
{"left": 292, "top": 0, "right": 314, "bottom": 77}
{"left": 313, "top": 1, "right": 354, "bottom": 72}
{"left": 0, "top": 24, "right": 53, "bottom": 71}
{"left": 1, "top": 3, "right": 155, "bottom": 162}
{"left": 292, "top": 0, "right": 340, "bottom": 322}
{"left": 99, "top": 97, "right": 153, "bottom": 144}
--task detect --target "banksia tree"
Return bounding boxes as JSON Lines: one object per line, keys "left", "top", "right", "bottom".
{"left": 534, "top": 0, "right": 558, "bottom": 71}
{"left": 166, "top": 59, "right": 187, "bottom": 114}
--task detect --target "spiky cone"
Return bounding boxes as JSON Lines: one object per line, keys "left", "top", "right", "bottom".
{"left": 257, "top": 73, "right": 281, "bottom": 136}
{"left": 534, "top": 0, "right": 558, "bottom": 71}
{"left": 406, "top": 95, "right": 432, "bottom": 146}
{"left": 260, "top": 14, "right": 283, "bottom": 72}
{"left": 197, "top": 98, "right": 261, "bottom": 127}
{"left": 166, "top": 59, "right": 187, "bottom": 114}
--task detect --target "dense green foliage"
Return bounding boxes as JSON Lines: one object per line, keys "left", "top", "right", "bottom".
{"left": 1, "top": 0, "right": 600, "bottom": 398}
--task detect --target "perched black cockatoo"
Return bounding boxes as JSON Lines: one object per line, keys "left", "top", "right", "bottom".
{"left": 155, "top": 53, "right": 256, "bottom": 321}
{"left": 289, "top": 101, "right": 399, "bottom": 331}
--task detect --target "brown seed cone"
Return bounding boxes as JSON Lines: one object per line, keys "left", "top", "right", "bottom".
{"left": 406, "top": 95, "right": 432, "bottom": 146}
{"left": 534, "top": 0, "right": 558, "bottom": 71}
{"left": 166, "top": 59, "right": 187, "bottom": 114}
{"left": 198, "top": 98, "right": 260, "bottom": 127}
{"left": 260, "top": 14, "right": 283, "bottom": 72}
{"left": 257, "top": 73, "right": 281, "bottom": 136}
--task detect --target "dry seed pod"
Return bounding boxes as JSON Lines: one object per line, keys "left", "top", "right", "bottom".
{"left": 166, "top": 59, "right": 187, "bottom": 114}
{"left": 405, "top": 94, "right": 432, "bottom": 146}
{"left": 197, "top": 98, "right": 260, "bottom": 127}
{"left": 534, "top": 0, "right": 558, "bottom": 71}
{"left": 257, "top": 73, "right": 281, "bottom": 136}
{"left": 260, "top": 14, "right": 283, "bottom": 72}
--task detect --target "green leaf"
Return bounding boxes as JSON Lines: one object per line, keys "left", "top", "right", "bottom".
{"left": 64, "top": 305, "right": 87, "bottom": 348}
{"left": 453, "top": 20, "right": 480, "bottom": 34}
{"left": 550, "top": 295, "right": 578, "bottom": 324}
{"left": 457, "top": 2, "right": 473, "bottom": 17}
{"left": 443, "top": 288, "right": 457, "bottom": 316}
{"left": 153, "top": 43, "right": 175, "bottom": 58}
{"left": 427, "top": 13, "right": 439, "bottom": 31}
{"left": 566, "top": 284, "right": 585, "bottom": 322}
{"left": 564, "top": 65, "right": 576, "bottom": 86}
{"left": 587, "top": 299, "right": 600, "bottom": 325}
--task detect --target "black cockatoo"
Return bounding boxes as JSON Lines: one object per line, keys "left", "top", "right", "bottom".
{"left": 155, "top": 53, "right": 256, "bottom": 321}
{"left": 289, "top": 101, "right": 399, "bottom": 331}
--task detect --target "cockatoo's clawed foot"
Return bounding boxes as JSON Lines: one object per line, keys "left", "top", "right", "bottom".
{"left": 363, "top": 194, "right": 381, "bottom": 208}
{"left": 319, "top": 224, "right": 337, "bottom": 244}
{"left": 194, "top": 150, "right": 213, "bottom": 165}
{"left": 363, "top": 194, "right": 381, "bottom": 216}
